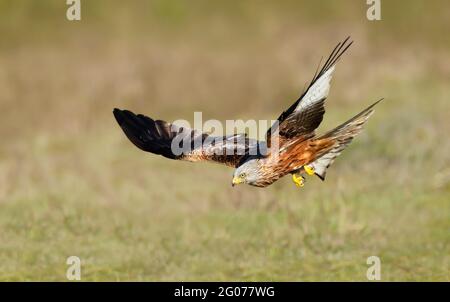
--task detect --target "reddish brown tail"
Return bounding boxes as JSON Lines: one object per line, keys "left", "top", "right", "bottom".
{"left": 310, "top": 99, "right": 383, "bottom": 180}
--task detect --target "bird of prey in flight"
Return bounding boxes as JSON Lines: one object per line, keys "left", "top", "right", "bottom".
{"left": 113, "top": 37, "right": 382, "bottom": 188}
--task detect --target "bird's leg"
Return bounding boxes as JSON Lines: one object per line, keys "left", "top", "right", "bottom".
{"left": 292, "top": 173, "right": 305, "bottom": 187}
{"left": 304, "top": 164, "right": 315, "bottom": 176}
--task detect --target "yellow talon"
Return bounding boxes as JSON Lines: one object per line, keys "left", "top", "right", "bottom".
{"left": 304, "top": 165, "right": 315, "bottom": 176}
{"left": 292, "top": 173, "right": 305, "bottom": 187}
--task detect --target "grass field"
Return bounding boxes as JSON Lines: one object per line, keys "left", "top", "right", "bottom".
{"left": 0, "top": 0, "right": 448, "bottom": 281}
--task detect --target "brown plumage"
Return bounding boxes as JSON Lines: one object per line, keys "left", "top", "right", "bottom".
{"left": 113, "top": 37, "right": 382, "bottom": 188}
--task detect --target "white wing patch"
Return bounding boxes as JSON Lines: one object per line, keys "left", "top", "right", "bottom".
{"left": 295, "top": 65, "right": 335, "bottom": 113}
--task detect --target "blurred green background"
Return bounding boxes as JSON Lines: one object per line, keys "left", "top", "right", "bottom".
{"left": 0, "top": 0, "right": 448, "bottom": 281}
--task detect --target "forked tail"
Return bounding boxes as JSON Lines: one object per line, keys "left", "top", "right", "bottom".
{"left": 310, "top": 99, "right": 383, "bottom": 180}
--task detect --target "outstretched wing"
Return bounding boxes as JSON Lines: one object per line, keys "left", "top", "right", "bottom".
{"left": 266, "top": 37, "right": 353, "bottom": 148}
{"left": 113, "top": 108, "right": 258, "bottom": 167}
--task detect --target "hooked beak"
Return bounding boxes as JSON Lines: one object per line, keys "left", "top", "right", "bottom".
{"left": 232, "top": 176, "right": 244, "bottom": 187}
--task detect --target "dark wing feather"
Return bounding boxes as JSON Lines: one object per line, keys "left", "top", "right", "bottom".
{"left": 113, "top": 108, "right": 257, "bottom": 167}
{"left": 266, "top": 37, "right": 353, "bottom": 147}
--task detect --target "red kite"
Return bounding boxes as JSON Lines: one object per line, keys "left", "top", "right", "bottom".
{"left": 114, "top": 37, "right": 381, "bottom": 188}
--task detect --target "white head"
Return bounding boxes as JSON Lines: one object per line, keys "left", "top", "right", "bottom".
{"left": 232, "top": 158, "right": 263, "bottom": 187}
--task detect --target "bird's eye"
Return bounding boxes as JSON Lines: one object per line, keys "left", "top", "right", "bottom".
{"left": 239, "top": 173, "right": 246, "bottom": 178}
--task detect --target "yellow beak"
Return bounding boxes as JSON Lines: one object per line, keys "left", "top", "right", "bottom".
{"left": 232, "top": 176, "right": 244, "bottom": 187}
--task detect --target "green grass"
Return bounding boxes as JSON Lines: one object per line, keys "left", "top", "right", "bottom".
{"left": 0, "top": 117, "right": 447, "bottom": 281}
{"left": 0, "top": 0, "right": 448, "bottom": 281}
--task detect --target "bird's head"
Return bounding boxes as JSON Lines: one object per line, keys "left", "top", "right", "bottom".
{"left": 232, "top": 159, "right": 263, "bottom": 187}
